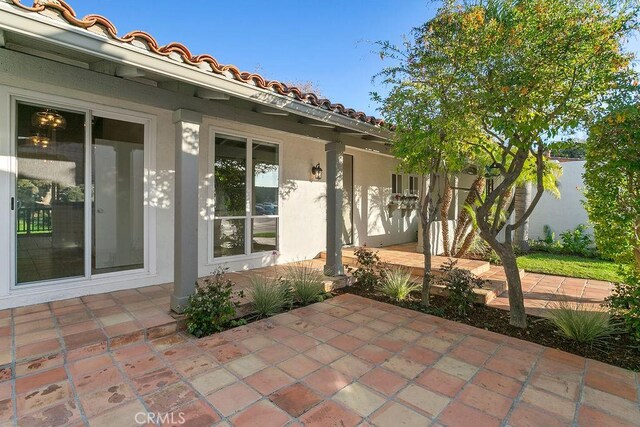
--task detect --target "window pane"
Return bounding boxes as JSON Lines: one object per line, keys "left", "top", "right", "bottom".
{"left": 252, "top": 218, "right": 277, "bottom": 253}
{"left": 252, "top": 142, "right": 278, "bottom": 216}
{"left": 214, "top": 218, "right": 245, "bottom": 257}
{"left": 214, "top": 135, "right": 247, "bottom": 217}
{"left": 92, "top": 117, "right": 145, "bottom": 274}
{"left": 16, "top": 102, "right": 86, "bottom": 284}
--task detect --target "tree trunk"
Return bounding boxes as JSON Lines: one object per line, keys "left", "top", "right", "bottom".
{"left": 452, "top": 176, "right": 485, "bottom": 251}
{"left": 513, "top": 183, "right": 532, "bottom": 251}
{"left": 497, "top": 245, "right": 527, "bottom": 328}
{"left": 441, "top": 175, "right": 453, "bottom": 256}
{"left": 454, "top": 228, "right": 476, "bottom": 258}
{"left": 421, "top": 174, "right": 433, "bottom": 306}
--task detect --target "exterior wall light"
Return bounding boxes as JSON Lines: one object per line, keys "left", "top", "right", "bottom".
{"left": 311, "top": 163, "right": 323, "bottom": 180}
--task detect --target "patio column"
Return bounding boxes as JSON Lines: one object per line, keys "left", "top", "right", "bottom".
{"left": 324, "top": 142, "right": 345, "bottom": 276}
{"left": 171, "top": 109, "right": 203, "bottom": 313}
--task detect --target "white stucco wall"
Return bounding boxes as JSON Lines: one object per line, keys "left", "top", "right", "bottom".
{"left": 527, "top": 160, "right": 590, "bottom": 240}
{"left": 0, "top": 49, "right": 416, "bottom": 308}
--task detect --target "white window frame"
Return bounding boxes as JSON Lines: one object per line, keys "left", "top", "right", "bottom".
{"left": 207, "top": 126, "right": 282, "bottom": 264}
{"left": 3, "top": 86, "right": 156, "bottom": 291}
{"left": 391, "top": 173, "right": 403, "bottom": 194}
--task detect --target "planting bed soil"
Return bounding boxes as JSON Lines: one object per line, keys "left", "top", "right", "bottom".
{"left": 335, "top": 283, "right": 640, "bottom": 371}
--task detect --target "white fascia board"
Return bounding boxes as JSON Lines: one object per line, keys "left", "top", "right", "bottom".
{"left": 0, "top": 3, "right": 392, "bottom": 141}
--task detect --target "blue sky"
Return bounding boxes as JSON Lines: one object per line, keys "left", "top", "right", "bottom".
{"left": 70, "top": 1, "right": 438, "bottom": 117}
{"left": 71, "top": 1, "right": 639, "bottom": 119}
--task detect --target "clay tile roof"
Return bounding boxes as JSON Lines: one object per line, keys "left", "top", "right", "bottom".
{"left": 9, "top": 0, "right": 390, "bottom": 129}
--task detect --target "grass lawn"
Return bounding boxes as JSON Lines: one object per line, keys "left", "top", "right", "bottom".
{"left": 516, "top": 252, "right": 623, "bottom": 283}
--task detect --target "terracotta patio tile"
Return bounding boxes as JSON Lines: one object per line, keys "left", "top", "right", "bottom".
{"left": 528, "top": 370, "right": 580, "bottom": 400}
{"left": 256, "top": 343, "right": 297, "bottom": 365}
{"left": 143, "top": 381, "right": 197, "bottom": 414}
{"left": 189, "top": 367, "right": 237, "bottom": 395}
{"left": 62, "top": 329, "right": 106, "bottom": 351}
{"left": 16, "top": 366, "right": 67, "bottom": 394}
{"left": 225, "top": 354, "right": 268, "bottom": 378}
{"left": 326, "top": 318, "right": 359, "bottom": 333}
{"left": 359, "top": 367, "right": 408, "bottom": 396}
{"left": 162, "top": 399, "right": 220, "bottom": 427}
{"left": 415, "top": 368, "right": 466, "bottom": 397}
{"left": 397, "top": 383, "right": 450, "bottom": 418}
{"left": 281, "top": 334, "right": 321, "bottom": 352}
{"left": 303, "top": 366, "right": 352, "bottom": 396}
{"left": 264, "top": 325, "right": 298, "bottom": 340}
{"left": 334, "top": 382, "right": 386, "bottom": 417}
{"left": 87, "top": 399, "right": 146, "bottom": 426}
{"left": 56, "top": 310, "right": 92, "bottom": 326}
{"left": 16, "top": 338, "right": 61, "bottom": 360}
{"left": 304, "top": 343, "right": 346, "bottom": 365}
{"left": 112, "top": 343, "right": 152, "bottom": 362}
{"left": 352, "top": 344, "right": 393, "bottom": 365}
{"left": 73, "top": 365, "right": 123, "bottom": 393}
{"left": 381, "top": 354, "right": 425, "bottom": 379}
{"left": 14, "top": 318, "right": 55, "bottom": 334}
{"left": 229, "top": 400, "right": 291, "bottom": 427}
{"left": 121, "top": 352, "right": 164, "bottom": 377}
{"left": 370, "top": 401, "right": 432, "bottom": 426}
{"left": 581, "top": 386, "right": 640, "bottom": 424}
{"left": 0, "top": 397, "right": 12, "bottom": 423}
{"left": 68, "top": 354, "right": 112, "bottom": 377}
{"left": 520, "top": 385, "right": 576, "bottom": 421}
{"left": 208, "top": 343, "right": 250, "bottom": 364}
{"left": 270, "top": 382, "right": 322, "bottom": 417}
{"left": 17, "top": 399, "right": 81, "bottom": 427}
{"left": 132, "top": 367, "right": 180, "bottom": 395}
{"left": 300, "top": 400, "right": 362, "bottom": 427}
{"left": 78, "top": 382, "right": 136, "bottom": 418}
{"left": 277, "top": 354, "right": 322, "bottom": 379}
{"left": 330, "top": 355, "right": 374, "bottom": 380}
{"left": 507, "top": 403, "right": 567, "bottom": 427}
{"left": 371, "top": 336, "right": 406, "bottom": 353}
{"left": 439, "top": 401, "right": 501, "bottom": 427}
{"left": 240, "top": 334, "right": 274, "bottom": 352}
{"left": 347, "top": 326, "right": 380, "bottom": 341}
{"left": 173, "top": 354, "right": 218, "bottom": 378}
{"left": 161, "top": 344, "right": 199, "bottom": 362}
{"left": 471, "top": 369, "right": 523, "bottom": 398}
{"left": 401, "top": 344, "right": 440, "bottom": 365}
{"left": 60, "top": 320, "right": 100, "bottom": 337}
{"left": 13, "top": 310, "right": 53, "bottom": 326}
{"left": 0, "top": 366, "right": 11, "bottom": 382}
{"left": 458, "top": 383, "right": 514, "bottom": 419}
{"left": 245, "top": 367, "right": 295, "bottom": 396}
{"left": 449, "top": 344, "right": 491, "bottom": 366}
{"left": 16, "top": 381, "right": 73, "bottom": 416}
{"left": 66, "top": 341, "right": 108, "bottom": 362}
{"left": 577, "top": 405, "right": 638, "bottom": 427}
{"left": 14, "top": 303, "right": 51, "bottom": 316}
{"left": 584, "top": 365, "right": 638, "bottom": 401}
{"left": 150, "top": 333, "right": 188, "bottom": 351}
{"left": 206, "top": 382, "right": 260, "bottom": 417}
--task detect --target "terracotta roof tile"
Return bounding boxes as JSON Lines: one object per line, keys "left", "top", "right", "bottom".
{"left": 9, "top": 0, "right": 389, "bottom": 128}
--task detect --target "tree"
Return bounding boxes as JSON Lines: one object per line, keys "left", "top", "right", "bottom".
{"left": 376, "top": 0, "right": 639, "bottom": 327}
{"left": 585, "top": 103, "right": 640, "bottom": 270}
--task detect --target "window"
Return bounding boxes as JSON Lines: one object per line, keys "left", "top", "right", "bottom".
{"left": 212, "top": 133, "right": 279, "bottom": 258}
{"left": 14, "top": 99, "right": 148, "bottom": 286}
{"left": 409, "top": 176, "right": 419, "bottom": 195}
{"left": 391, "top": 173, "right": 403, "bottom": 194}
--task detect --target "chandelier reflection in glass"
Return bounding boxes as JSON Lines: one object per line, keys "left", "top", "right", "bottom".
{"left": 29, "top": 108, "right": 66, "bottom": 148}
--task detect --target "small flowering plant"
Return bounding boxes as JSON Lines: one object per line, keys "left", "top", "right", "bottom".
{"left": 183, "top": 267, "right": 245, "bottom": 338}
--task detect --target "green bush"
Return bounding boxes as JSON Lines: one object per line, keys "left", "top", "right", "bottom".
{"left": 285, "top": 262, "right": 325, "bottom": 305}
{"left": 183, "top": 268, "right": 244, "bottom": 338}
{"left": 438, "top": 259, "right": 484, "bottom": 317}
{"left": 376, "top": 267, "right": 420, "bottom": 301}
{"left": 249, "top": 275, "right": 291, "bottom": 318}
{"left": 606, "top": 269, "right": 640, "bottom": 342}
{"left": 347, "top": 246, "right": 386, "bottom": 289}
{"left": 547, "top": 299, "right": 618, "bottom": 345}
{"left": 528, "top": 224, "right": 599, "bottom": 258}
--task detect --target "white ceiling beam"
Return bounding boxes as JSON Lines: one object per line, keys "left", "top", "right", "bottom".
{"left": 195, "top": 87, "right": 230, "bottom": 100}
{"left": 254, "top": 105, "right": 289, "bottom": 116}
{"left": 298, "top": 118, "right": 335, "bottom": 129}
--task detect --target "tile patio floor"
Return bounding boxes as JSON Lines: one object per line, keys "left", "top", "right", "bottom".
{"left": 1, "top": 294, "right": 638, "bottom": 426}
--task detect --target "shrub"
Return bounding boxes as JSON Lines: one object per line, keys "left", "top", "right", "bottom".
{"left": 285, "top": 262, "right": 325, "bottom": 305}
{"left": 606, "top": 269, "right": 640, "bottom": 342}
{"left": 183, "top": 268, "right": 244, "bottom": 338}
{"left": 438, "top": 259, "right": 484, "bottom": 317}
{"left": 547, "top": 299, "right": 618, "bottom": 345}
{"left": 543, "top": 224, "right": 555, "bottom": 244}
{"left": 559, "top": 224, "right": 596, "bottom": 257}
{"left": 376, "top": 267, "right": 420, "bottom": 301}
{"left": 249, "top": 275, "right": 291, "bottom": 318}
{"left": 347, "top": 246, "right": 386, "bottom": 289}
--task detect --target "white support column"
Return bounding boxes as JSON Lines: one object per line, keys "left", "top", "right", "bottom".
{"left": 324, "top": 142, "right": 345, "bottom": 276}
{"left": 171, "top": 109, "right": 203, "bottom": 313}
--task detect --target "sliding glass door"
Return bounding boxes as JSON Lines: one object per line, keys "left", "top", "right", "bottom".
{"left": 13, "top": 99, "right": 147, "bottom": 286}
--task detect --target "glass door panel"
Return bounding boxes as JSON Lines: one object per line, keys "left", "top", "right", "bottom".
{"left": 92, "top": 117, "right": 145, "bottom": 274}
{"left": 15, "top": 102, "right": 86, "bottom": 285}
